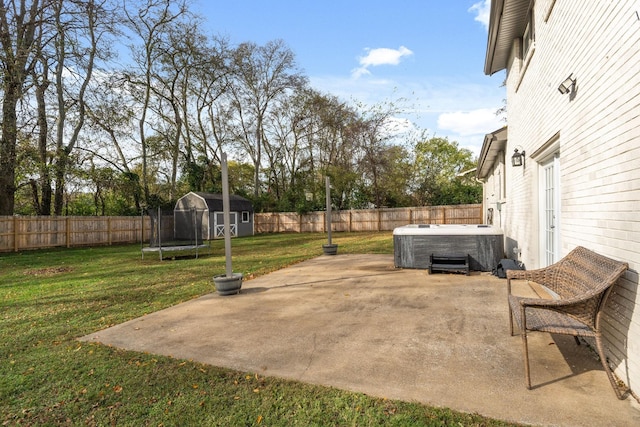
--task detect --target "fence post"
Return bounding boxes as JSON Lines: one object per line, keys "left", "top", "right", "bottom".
{"left": 108, "top": 217, "right": 112, "bottom": 245}
{"left": 13, "top": 216, "right": 18, "bottom": 252}
{"left": 66, "top": 217, "right": 71, "bottom": 248}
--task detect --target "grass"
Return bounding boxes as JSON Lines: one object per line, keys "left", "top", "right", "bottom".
{"left": 0, "top": 232, "right": 519, "bottom": 426}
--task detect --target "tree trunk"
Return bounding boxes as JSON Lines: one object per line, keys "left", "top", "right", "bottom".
{"left": 0, "top": 85, "right": 18, "bottom": 215}
{"left": 0, "top": 0, "right": 42, "bottom": 215}
{"left": 254, "top": 118, "right": 262, "bottom": 197}
{"left": 53, "top": 149, "right": 70, "bottom": 215}
{"left": 53, "top": 0, "right": 96, "bottom": 215}
{"left": 34, "top": 66, "right": 52, "bottom": 215}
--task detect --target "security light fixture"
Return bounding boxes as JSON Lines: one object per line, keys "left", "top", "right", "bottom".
{"left": 511, "top": 148, "right": 525, "bottom": 167}
{"left": 558, "top": 74, "right": 576, "bottom": 95}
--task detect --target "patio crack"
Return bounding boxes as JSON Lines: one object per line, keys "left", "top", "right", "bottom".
{"left": 300, "top": 332, "right": 317, "bottom": 379}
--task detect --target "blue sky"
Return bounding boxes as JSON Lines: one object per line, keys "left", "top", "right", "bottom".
{"left": 194, "top": 0, "right": 504, "bottom": 156}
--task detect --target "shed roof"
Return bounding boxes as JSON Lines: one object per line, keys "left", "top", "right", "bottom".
{"left": 180, "top": 192, "right": 254, "bottom": 212}
{"left": 484, "top": 0, "right": 530, "bottom": 75}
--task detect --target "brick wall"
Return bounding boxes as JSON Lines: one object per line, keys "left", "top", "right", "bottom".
{"left": 500, "top": 0, "right": 640, "bottom": 394}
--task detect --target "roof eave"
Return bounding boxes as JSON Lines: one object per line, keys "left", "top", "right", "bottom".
{"left": 484, "top": 0, "right": 505, "bottom": 75}
{"left": 477, "top": 126, "right": 508, "bottom": 180}
{"left": 484, "top": 0, "right": 530, "bottom": 76}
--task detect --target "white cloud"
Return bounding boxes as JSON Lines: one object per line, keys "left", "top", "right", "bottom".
{"left": 351, "top": 45, "right": 413, "bottom": 79}
{"left": 351, "top": 66, "right": 371, "bottom": 79}
{"left": 437, "top": 108, "right": 502, "bottom": 136}
{"left": 469, "top": 0, "right": 491, "bottom": 31}
{"left": 359, "top": 46, "right": 413, "bottom": 67}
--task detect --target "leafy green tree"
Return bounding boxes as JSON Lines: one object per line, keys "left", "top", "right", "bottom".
{"left": 374, "top": 145, "right": 413, "bottom": 207}
{"left": 326, "top": 166, "right": 360, "bottom": 210}
{"left": 111, "top": 172, "right": 143, "bottom": 215}
{"left": 412, "top": 136, "right": 480, "bottom": 206}
{"left": 182, "top": 157, "right": 219, "bottom": 193}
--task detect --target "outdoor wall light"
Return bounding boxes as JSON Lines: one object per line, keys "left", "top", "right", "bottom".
{"left": 511, "top": 148, "right": 525, "bottom": 167}
{"left": 558, "top": 74, "right": 576, "bottom": 94}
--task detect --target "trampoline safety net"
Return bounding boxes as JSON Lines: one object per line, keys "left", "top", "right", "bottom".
{"left": 142, "top": 207, "right": 208, "bottom": 260}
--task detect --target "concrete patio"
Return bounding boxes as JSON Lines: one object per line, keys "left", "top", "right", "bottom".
{"left": 80, "top": 254, "right": 640, "bottom": 426}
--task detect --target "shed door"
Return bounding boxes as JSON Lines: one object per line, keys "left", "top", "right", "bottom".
{"left": 214, "top": 211, "right": 238, "bottom": 238}
{"left": 540, "top": 155, "right": 560, "bottom": 266}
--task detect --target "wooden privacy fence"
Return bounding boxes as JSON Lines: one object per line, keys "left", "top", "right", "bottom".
{"left": 254, "top": 204, "right": 483, "bottom": 234}
{"left": 0, "top": 216, "right": 150, "bottom": 253}
{"left": 0, "top": 204, "right": 482, "bottom": 252}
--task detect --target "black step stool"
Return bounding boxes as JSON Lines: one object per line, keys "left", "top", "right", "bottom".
{"left": 429, "top": 254, "right": 470, "bottom": 275}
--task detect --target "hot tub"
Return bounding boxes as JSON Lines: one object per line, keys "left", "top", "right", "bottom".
{"left": 393, "top": 224, "right": 504, "bottom": 272}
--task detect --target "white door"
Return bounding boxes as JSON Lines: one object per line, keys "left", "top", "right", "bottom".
{"left": 214, "top": 211, "right": 238, "bottom": 238}
{"left": 541, "top": 155, "right": 560, "bottom": 266}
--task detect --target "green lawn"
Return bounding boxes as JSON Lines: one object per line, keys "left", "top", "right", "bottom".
{"left": 0, "top": 232, "right": 519, "bottom": 426}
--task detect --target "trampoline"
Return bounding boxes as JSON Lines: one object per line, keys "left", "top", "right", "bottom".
{"left": 141, "top": 207, "right": 209, "bottom": 260}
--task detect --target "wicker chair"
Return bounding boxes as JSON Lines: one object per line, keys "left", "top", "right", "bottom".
{"left": 506, "top": 246, "right": 629, "bottom": 399}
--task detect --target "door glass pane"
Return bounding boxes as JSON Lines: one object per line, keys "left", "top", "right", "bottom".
{"left": 544, "top": 162, "right": 555, "bottom": 265}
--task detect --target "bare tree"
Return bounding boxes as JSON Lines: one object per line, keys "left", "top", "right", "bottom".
{"left": 1, "top": 1, "right": 428, "bottom": 215}
{"left": 50, "top": 0, "right": 112, "bottom": 215}
{"left": 186, "top": 35, "right": 232, "bottom": 191}
{"left": 151, "top": 17, "right": 215, "bottom": 200}
{"left": 229, "top": 39, "right": 307, "bottom": 197}
{"left": 123, "top": 0, "right": 187, "bottom": 205}
{"left": 302, "top": 91, "right": 359, "bottom": 208}
{"left": 0, "top": 0, "right": 43, "bottom": 214}
{"left": 31, "top": 27, "right": 52, "bottom": 215}
{"left": 84, "top": 72, "right": 142, "bottom": 211}
{"left": 85, "top": 73, "right": 137, "bottom": 173}
{"left": 348, "top": 100, "right": 411, "bottom": 208}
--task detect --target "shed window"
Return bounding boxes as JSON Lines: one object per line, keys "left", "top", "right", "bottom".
{"left": 242, "top": 211, "right": 250, "bottom": 223}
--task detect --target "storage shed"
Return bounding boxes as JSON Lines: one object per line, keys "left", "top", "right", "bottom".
{"left": 174, "top": 192, "right": 254, "bottom": 240}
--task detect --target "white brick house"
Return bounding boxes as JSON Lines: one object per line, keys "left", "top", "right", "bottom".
{"left": 479, "top": 0, "right": 640, "bottom": 397}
